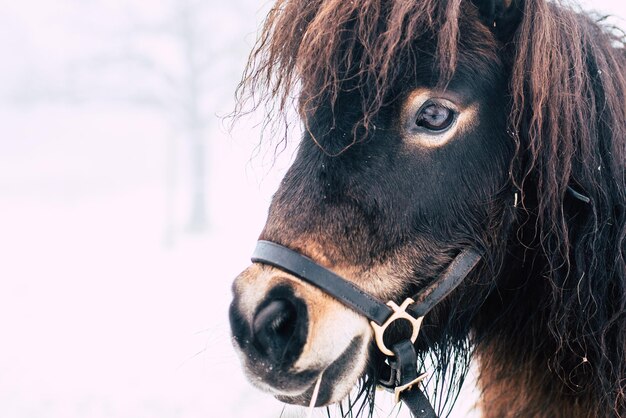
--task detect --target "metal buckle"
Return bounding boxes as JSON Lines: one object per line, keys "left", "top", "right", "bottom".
{"left": 370, "top": 298, "right": 424, "bottom": 357}
{"left": 394, "top": 372, "right": 428, "bottom": 404}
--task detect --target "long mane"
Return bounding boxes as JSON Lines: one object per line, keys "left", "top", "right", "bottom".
{"left": 509, "top": 2, "right": 626, "bottom": 415}
{"left": 234, "top": 0, "right": 626, "bottom": 415}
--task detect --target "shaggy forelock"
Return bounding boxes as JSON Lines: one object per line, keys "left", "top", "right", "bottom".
{"left": 234, "top": 0, "right": 499, "bottom": 144}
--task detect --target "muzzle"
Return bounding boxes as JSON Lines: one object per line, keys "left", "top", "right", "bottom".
{"left": 251, "top": 240, "right": 482, "bottom": 418}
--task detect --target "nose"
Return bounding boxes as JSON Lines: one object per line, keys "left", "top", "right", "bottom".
{"left": 230, "top": 286, "right": 309, "bottom": 367}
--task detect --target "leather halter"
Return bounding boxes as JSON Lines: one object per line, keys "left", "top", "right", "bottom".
{"left": 251, "top": 240, "right": 481, "bottom": 418}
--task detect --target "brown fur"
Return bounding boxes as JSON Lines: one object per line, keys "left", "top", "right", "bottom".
{"left": 477, "top": 342, "right": 595, "bottom": 418}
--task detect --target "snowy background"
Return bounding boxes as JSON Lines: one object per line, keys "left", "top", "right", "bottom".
{"left": 0, "top": 1, "right": 623, "bottom": 418}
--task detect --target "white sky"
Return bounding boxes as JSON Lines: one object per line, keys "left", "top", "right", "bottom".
{"left": 0, "top": 1, "right": 623, "bottom": 418}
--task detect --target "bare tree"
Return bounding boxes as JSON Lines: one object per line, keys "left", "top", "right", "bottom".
{"left": 7, "top": 0, "right": 257, "bottom": 238}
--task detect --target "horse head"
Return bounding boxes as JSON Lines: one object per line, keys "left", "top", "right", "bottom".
{"left": 229, "top": 0, "right": 626, "bottom": 416}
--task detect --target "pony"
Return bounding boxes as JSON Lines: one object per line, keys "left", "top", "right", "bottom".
{"left": 228, "top": 0, "right": 626, "bottom": 416}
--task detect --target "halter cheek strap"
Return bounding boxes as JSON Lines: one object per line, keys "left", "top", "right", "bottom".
{"left": 251, "top": 240, "right": 482, "bottom": 418}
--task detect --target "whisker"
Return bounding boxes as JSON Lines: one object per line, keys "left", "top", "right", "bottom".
{"left": 307, "top": 371, "right": 324, "bottom": 418}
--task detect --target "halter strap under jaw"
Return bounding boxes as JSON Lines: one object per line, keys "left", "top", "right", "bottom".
{"left": 251, "top": 240, "right": 482, "bottom": 418}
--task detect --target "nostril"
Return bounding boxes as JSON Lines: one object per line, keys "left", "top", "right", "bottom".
{"left": 253, "top": 299, "right": 298, "bottom": 362}
{"left": 255, "top": 300, "right": 296, "bottom": 337}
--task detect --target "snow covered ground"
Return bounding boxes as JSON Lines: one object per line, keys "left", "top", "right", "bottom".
{"left": 0, "top": 1, "right": 623, "bottom": 418}
{"left": 0, "top": 102, "right": 281, "bottom": 418}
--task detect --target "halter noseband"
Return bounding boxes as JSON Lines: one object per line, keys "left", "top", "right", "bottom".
{"left": 251, "top": 240, "right": 481, "bottom": 418}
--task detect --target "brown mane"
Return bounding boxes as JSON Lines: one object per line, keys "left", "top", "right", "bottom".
{"left": 235, "top": 0, "right": 498, "bottom": 146}
{"left": 506, "top": 3, "right": 626, "bottom": 415}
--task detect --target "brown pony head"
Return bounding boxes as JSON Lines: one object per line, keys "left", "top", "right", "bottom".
{"left": 229, "top": 0, "right": 626, "bottom": 416}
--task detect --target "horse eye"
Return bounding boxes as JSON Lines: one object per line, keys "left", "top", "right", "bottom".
{"left": 416, "top": 102, "right": 455, "bottom": 132}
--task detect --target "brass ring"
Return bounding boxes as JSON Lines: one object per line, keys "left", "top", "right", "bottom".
{"left": 370, "top": 298, "right": 424, "bottom": 357}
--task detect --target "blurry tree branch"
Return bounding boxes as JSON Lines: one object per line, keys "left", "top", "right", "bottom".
{"left": 8, "top": 0, "right": 258, "bottom": 239}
